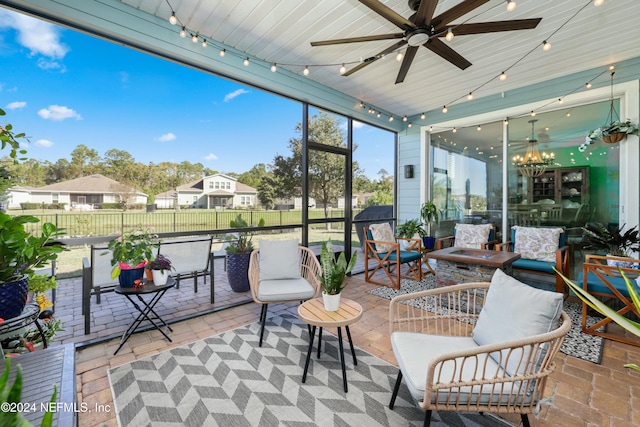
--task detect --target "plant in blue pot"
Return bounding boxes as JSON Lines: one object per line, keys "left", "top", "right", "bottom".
{"left": 0, "top": 212, "right": 66, "bottom": 320}
{"left": 420, "top": 201, "right": 439, "bottom": 250}
{"left": 225, "top": 215, "right": 264, "bottom": 292}
{"left": 107, "top": 227, "right": 159, "bottom": 288}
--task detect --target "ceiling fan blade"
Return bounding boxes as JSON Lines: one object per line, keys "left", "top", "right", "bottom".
{"left": 424, "top": 37, "right": 472, "bottom": 70}
{"left": 343, "top": 39, "right": 408, "bottom": 77}
{"left": 450, "top": 19, "right": 542, "bottom": 36}
{"left": 395, "top": 45, "right": 419, "bottom": 84}
{"left": 413, "top": 0, "right": 438, "bottom": 26}
{"left": 311, "top": 33, "right": 404, "bottom": 46}
{"left": 432, "top": 0, "right": 489, "bottom": 28}
{"left": 358, "top": 0, "right": 414, "bottom": 30}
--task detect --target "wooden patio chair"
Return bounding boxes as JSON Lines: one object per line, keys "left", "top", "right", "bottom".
{"left": 388, "top": 269, "right": 571, "bottom": 427}
{"left": 576, "top": 254, "right": 640, "bottom": 347}
{"left": 363, "top": 223, "right": 422, "bottom": 290}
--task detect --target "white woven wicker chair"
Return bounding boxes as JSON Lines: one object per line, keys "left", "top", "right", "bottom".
{"left": 388, "top": 270, "right": 571, "bottom": 427}
{"left": 249, "top": 241, "right": 322, "bottom": 346}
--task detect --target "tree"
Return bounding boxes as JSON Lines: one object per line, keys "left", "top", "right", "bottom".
{"left": 272, "top": 112, "right": 362, "bottom": 217}
{"left": 257, "top": 174, "right": 280, "bottom": 209}
{"left": 70, "top": 144, "right": 100, "bottom": 177}
{"left": 237, "top": 163, "right": 269, "bottom": 189}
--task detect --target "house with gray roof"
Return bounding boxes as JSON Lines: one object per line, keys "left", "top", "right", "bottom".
{"left": 9, "top": 174, "right": 147, "bottom": 210}
{"left": 176, "top": 174, "right": 257, "bottom": 209}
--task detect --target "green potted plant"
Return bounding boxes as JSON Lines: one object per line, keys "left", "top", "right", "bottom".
{"left": 583, "top": 119, "right": 639, "bottom": 147}
{"left": 582, "top": 223, "right": 640, "bottom": 266}
{"left": 0, "top": 212, "right": 66, "bottom": 320}
{"left": 145, "top": 254, "right": 174, "bottom": 286}
{"left": 106, "top": 227, "right": 159, "bottom": 287}
{"left": 395, "top": 218, "right": 426, "bottom": 239}
{"left": 420, "top": 201, "right": 439, "bottom": 249}
{"left": 225, "top": 214, "right": 265, "bottom": 292}
{"left": 318, "top": 240, "right": 357, "bottom": 311}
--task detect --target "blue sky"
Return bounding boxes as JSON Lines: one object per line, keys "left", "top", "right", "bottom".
{"left": 0, "top": 9, "right": 394, "bottom": 179}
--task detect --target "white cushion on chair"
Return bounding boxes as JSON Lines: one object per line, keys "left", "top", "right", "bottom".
{"left": 473, "top": 269, "right": 563, "bottom": 375}
{"left": 257, "top": 277, "right": 316, "bottom": 301}
{"left": 259, "top": 239, "right": 301, "bottom": 281}
{"left": 513, "top": 226, "right": 563, "bottom": 262}
{"left": 369, "top": 223, "right": 395, "bottom": 252}
{"left": 454, "top": 224, "right": 492, "bottom": 248}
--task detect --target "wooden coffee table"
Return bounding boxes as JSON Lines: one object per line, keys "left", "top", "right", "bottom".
{"left": 428, "top": 247, "right": 521, "bottom": 286}
{"left": 297, "top": 298, "right": 363, "bottom": 392}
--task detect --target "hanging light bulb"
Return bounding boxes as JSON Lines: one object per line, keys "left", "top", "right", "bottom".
{"left": 389, "top": 116, "right": 394, "bottom": 122}
{"left": 201, "top": 39, "right": 207, "bottom": 48}
{"left": 169, "top": 12, "right": 178, "bottom": 25}
{"left": 499, "top": 71, "right": 507, "bottom": 81}
{"left": 179, "top": 27, "right": 187, "bottom": 38}
{"left": 542, "top": 40, "right": 551, "bottom": 51}
{"left": 271, "top": 63, "right": 277, "bottom": 72}
{"left": 303, "top": 66, "right": 310, "bottom": 76}
{"left": 377, "top": 112, "right": 381, "bottom": 118}
{"left": 594, "top": 0, "right": 604, "bottom": 6}
{"left": 243, "top": 58, "right": 250, "bottom": 66}
{"left": 504, "top": 119, "right": 509, "bottom": 125}
{"left": 339, "top": 64, "right": 346, "bottom": 75}
{"left": 445, "top": 28, "right": 454, "bottom": 42}
{"left": 191, "top": 33, "right": 198, "bottom": 43}
{"left": 530, "top": 111, "right": 536, "bottom": 117}
{"left": 358, "top": 101, "right": 364, "bottom": 108}
{"left": 477, "top": 125, "right": 482, "bottom": 131}
{"left": 219, "top": 49, "right": 226, "bottom": 57}
{"left": 586, "top": 82, "right": 592, "bottom": 88}
{"left": 408, "top": 122, "right": 412, "bottom": 128}
{"left": 452, "top": 127, "right": 457, "bottom": 133}
{"left": 506, "top": 0, "right": 516, "bottom": 12}
{"left": 558, "top": 98, "right": 564, "bottom": 104}
{"left": 396, "top": 51, "right": 404, "bottom": 62}
{"left": 429, "top": 126, "right": 433, "bottom": 132}
{"left": 402, "top": 116, "right": 408, "bottom": 122}
{"left": 420, "top": 113, "right": 426, "bottom": 120}
{"left": 467, "top": 92, "right": 473, "bottom": 100}
{"left": 442, "top": 106, "right": 448, "bottom": 113}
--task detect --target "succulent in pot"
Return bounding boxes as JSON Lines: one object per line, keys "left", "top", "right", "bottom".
{"left": 318, "top": 240, "right": 357, "bottom": 311}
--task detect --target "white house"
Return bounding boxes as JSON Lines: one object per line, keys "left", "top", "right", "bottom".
{"left": 176, "top": 174, "right": 258, "bottom": 209}
{"left": 5, "top": 185, "right": 33, "bottom": 210}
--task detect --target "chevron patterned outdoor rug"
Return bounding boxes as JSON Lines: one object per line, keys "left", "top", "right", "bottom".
{"left": 108, "top": 314, "right": 514, "bottom": 427}
{"left": 368, "top": 277, "right": 604, "bottom": 364}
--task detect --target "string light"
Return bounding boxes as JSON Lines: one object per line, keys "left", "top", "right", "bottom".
{"left": 271, "top": 63, "right": 277, "bottom": 72}
{"left": 594, "top": 0, "right": 604, "bottom": 6}
{"left": 558, "top": 98, "right": 563, "bottom": 104}
{"left": 339, "top": 64, "right": 346, "bottom": 75}
{"left": 402, "top": 115, "right": 408, "bottom": 122}
{"left": 169, "top": 12, "right": 177, "bottom": 25}
{"left": 506, "top": 0, "right": 516, "bottom": 11}
{"left": 499, "top": 71, "right": 507, "bottom": 81}
{"left": 389, "top": 116, "right": 394, "bottom": 122}
{"left": 201, "top": 39, "right": 207, "bottom": 48}
{"left": 408, "top": 122, "right": 412, "bottom": 128}
{"left": 191, "top": 33, "right": 198, "bottom": 43}
{"left": 530, "top": 111, "right": 536, "bottom": 117}
{"left": 504, "top": 119, "right": 509, "bottom": 125}
{"left": 542, "top": 40, "right": 551, "bottom": 51}
{"left": 358, "top": 101, "right": 364, "bottom": 108}
{"left": 377, "top": 112, "right": 381, "bottom": 118}
{"left": 586, "top": 82, "right": 592, "bottom": 88}
{"left": 303, "top": 66, "right": 310, "bottom": 76}
{"left": 243, "top": 57, "right": 250, "bottom": 66}
{"left": 452, "top": 127, "right": 457, "bottom": 133}
{"left": 420, "top": 113, "right": 426, "bottom": 120}
{"left": 179, "top": 27, "right": 186, "bottom": 38}
{"left": 428, "top": 126, "right": 433, "bottom": 132}
{"left": 467, "top": 92, "right": 473, "bottom": 100}
{"left": 442, "top": 106, "right": 448, "bottom": 113}
{"left": 477, "top": 125, "right": 482, "bottom": 131}
{"left": 445, "top": 28, "right": 454, "bottom": 42}
{"left": 219, "top": 49, "right": 226, "bottom": 57}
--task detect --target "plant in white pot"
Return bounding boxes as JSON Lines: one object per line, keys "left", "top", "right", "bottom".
{"left": 318, "top": 240, "right": 357, "bottom": 311}
{"left": 145, "top": 254, "right": 174, "bottom": 286}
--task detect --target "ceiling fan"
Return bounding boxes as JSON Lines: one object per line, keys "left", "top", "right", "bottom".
{"left": 311, "top": 0, "right": 542, "bottom": 84}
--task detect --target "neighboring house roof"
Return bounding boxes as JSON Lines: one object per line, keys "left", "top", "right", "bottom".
{"left": 155, "top": 190, "right": 177, "bottom": 199}
{"left": 31, "top": 174, "right": 147, "bottom": 196}
{"left": 177, "top": 179, "right": 203, "bottom": 192}
{"left": 176, "top": 174, "right": 257, "bottom": 194}
{"left": 8, "top": 185, "right": 34, "bottom": 192}
{"left": 235, "top": 182, "right": 257, "bottom": 193}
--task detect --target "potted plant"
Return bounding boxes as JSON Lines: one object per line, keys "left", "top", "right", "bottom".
{"left": 106, "top": 227, "right": 159, "bottom": 287}
{"left": 318, "top": 240, "right": 357, "bottom": 311}
{"left": 27, "top": 274, "right": 56, "bottom": 317}
{"left": 225, "top": 214, "right": 265, "bottom": 292}
{"left": 145, "top": 254, "right": 174, "bottom": 286}
{"left": 420, "top": 201, "right": 439, "bottom": 249}
{"left": 395, "top": 218, "right": 426, "bottom": 239}
{"left": 581, "top": 119, "right": 639, "bottom": 151}
{"left": 0, "top": 212, "right": 66, "bottom": 320}
{"left": 582, "top": 222, "right": 640, "bottom": 266}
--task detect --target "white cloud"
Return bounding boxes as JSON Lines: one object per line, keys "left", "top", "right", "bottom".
{"left": 36, "top": 58, "right": 65, "bottom": 72}
{"left": 157, "top": 132, "right": 176, "bottom": 142}
{"left": 0, "top": 10, "right": 69, "bottom": 59}
{"left": 224, "top": 89, "right": 249, "bottom": 102}
{"left": 35, "top": 139, "right": 53, "bottom": 147}
{"left": 204, "top": 153, "right": 218, "bottom": 161}
{"left": 6, "top": 101, "right": 26, "bottom": 110}
{"left": 38, "top": 105, "right": 82, "bottom": 121}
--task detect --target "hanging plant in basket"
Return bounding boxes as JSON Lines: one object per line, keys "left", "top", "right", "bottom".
{"left": 579, "top": 69, "right": 639, "bottom": 152}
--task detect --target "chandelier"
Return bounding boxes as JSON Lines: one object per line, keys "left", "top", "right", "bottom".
{"left": 512, "top": 119, "right": 555, "bottom": 177}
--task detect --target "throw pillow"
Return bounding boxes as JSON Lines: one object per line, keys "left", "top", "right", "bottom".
{"left": 454, "top": 224, "right": 492, "bottom": 249}
{"left": 513, "top": 226, "right": 563, "bottom": 262}
{"left": 369, "top": 223, "right": 395, "bottom": 252}
{"left": 258, "top": 239, "right": 301, "bottom": 281}
{"left": 473, "top": 269, "right": 563, "bottom": 376}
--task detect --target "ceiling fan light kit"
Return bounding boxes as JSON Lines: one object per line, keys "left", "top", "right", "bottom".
{"left": 310, "top": 0, "right": 542, "bottom": 84}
